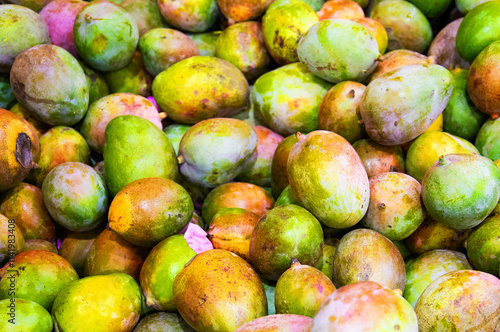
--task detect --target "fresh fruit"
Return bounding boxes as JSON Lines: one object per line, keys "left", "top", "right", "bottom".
{"left": 103, "top": 51, "right": 153, "bottom": 97}
{"left": 352, "top": 17, "right": 388, "bottom": 55}
{"left": 271, "top": 134, "right": 298, "bottom": 197}
{"left": 120, "top": 0, "right": 168, "bottom": 36}
{"left": 275, "top": 185, "right": 300, "bottom": 207}
{"left": 79, "top": 60, "right": 110, "bottom": 105}
{"left": 427, "top": 18, "right": 470, "bottom": 70}
{"left": 317, "top": 0, "right": 365, "bottom": 20}
{"left": 133, "top": 312, "right": 195, "bottom": 331}
{"left": 235, "top": 314, "right": 313, "bottom": 332}
{"left": 157, "top": 0, "right": 218, "bottom": 32}
{"left": 23, "top": 239, "right": 58, "bottom": 253}
{"left": 218, "top": 0, "right": 274, "bottom": 23}
{"left": 352, "top": 139, "right": 406, "bottom": 178}
{"left": 408, "top": 0, "right": 451, "bottom": 18}
{"left": 369, "top": 49, "right": 433, "bottom": 82}
{"left": 0, "top": 213, "right": 25, "bottom": 264}
{"left": 163, "top": 124, "right": 191, "bottom": 155}
{"left": 58, "top": 229, "right": 102, "bottom": 277}
{"left": 0, "top": 298, "right": 52, "bottom": 332}
{"left": 476, "top": 117, "right": 500, "bottom": 161}
{"left": 466, "top": 214, "right": 500, "bottom": 276}
{"left": 187, "top": 31, "right": 220, "bottom": 57}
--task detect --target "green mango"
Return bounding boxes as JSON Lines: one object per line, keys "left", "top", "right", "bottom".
{"left": 476, "top": 117, "right": 500, "bottom": 161}
{"left": 466, "top": 214, "right": 500, "bottom": 276}
{"left": 360, "top": 64, "right": 453, "bottom": 146}
{"left": 157, "top": 0, "right": 217, "bottom": 32}
{"left": 187, "top": 31, "right": 220, "bottom": 57}
{"left": 301, "top": 0, "right": 325, "bottom": 10}
{"left": 0, "top": 298, "right": 52, "bottom": 332}
{"left": 275, "top": 185, "right": 300, "bottom": 207}
{"left": 456, "top": 0, "right": 493, "bottom": 14}
{"left": 178, "top": 118, "right": 257, "bottom": 188}
{"left": 270, "top": 134, "right": 299, "bottom": 198}
{"left": 104, "top": 51, "right": 153, "bottom": 97}
{"left": 78, "top": 60, "right": 110, "bottom": 105}
{"left": 103, "top": 115, "right": 178, "bottom": 197}
{"left": 0, "top": 75, "right": 16, "bottom": 109}
{"left": 120, "top": 0, "right": 169, "bottom": 36}
{"left": 163, "top": 124, "right": 191, "bottom": 155}
{"left": 408, "top": 0, "right": 451, "bottom": 18}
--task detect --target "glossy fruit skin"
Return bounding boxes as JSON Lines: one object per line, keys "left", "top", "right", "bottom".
{"left": 456, "top": 1, "right": 500, "bottom": 62}
{"left": 408, "top": 0, "right": 451, "bottom": 18}
{"left": 0, "top": 298, "right": 52, "bottom": 332}
{"left": 133, "top": 312, "right": 195, "bottom": 331}
{"left": 370, "top": 49, "right": 432, "bottom": 82}
{"left": 466, "top": 215, "right": 500, "bottom": 276}
{"left": 103, "top": 51, "right": 153, "bottom": 97}
{"left": 403, "top": 249, "right": 472, "bottom": 308}
{"left": 271, "top": 134, "right": 298, "bottom": 198}
{"left": 252, "top": 63, "right": 332, "bottom": 136}
{"left": 23, "top": 239, "right": 58, "bottom": 253}
{"left": 476, "top": 117, "right": 500, "bottom": 161}
{"left": 157, "top": 0, "right": 218, "bottom": 32}
{"left": 187, "top": 31, "right": 220, "bottom": 57}
{"left": 353, "top": 17, "right": 388, "bottom": 55}
{"left": 173, "top": 249, "right": 268, "bottom": 332}
{"left": 120, "top": 0, "right": 168, "bottom": 37}
{"left": 58, "top": 229, "right": 101, "bottom": 277}
{"left": 360, "top": 64, "right": 453, "bottom": 146}
{"left": 103, "top": 115, "right": 178, "bottom": 197}
{"left": 311, "top": 281, "right": 418, "bottom": 331}
{"left": 0, "top": 213, "right": 25, "bottom": 264}
{"left": 467, "top": 40, "right": 500, "bottom": 116}
{"left": 10, "top": 44, "right": 89, "bottom": 126}
{"left": 275, "top": 185, "right": 300, "bottom": 207}
{"left": 217, "top": 0, "right": 274, "bottom": 23}
{"left": 288, "top": 131, "right": 369, "bottom": 229}
{"left": 317, "top": 0, "right": 365, "bottom": 20}
{"left": 249, "top": 205, "right": 324, "bottom": 281}
{"left": 415, "top": 270, "right": 500, "bottom": 331}
{"left": 456, "top": 0, "right": 493, "bottom": 13}
{"left": 42, "top": 162, "right": 108, "bottom": 232}
{"left": 262, "top": 0, "right": 319, "bottom": 65}
{"left": 353, "top": 139, "right": 405, "bottom": 178}
{"left": 235, "top": 314, "right": 313, "bottom": 332}
{"left": 163, "top": 124, "right": 191, "bottom": 155}
{"left": 52, "top": 273, "right": 142, "bottom": 332}
{"left": 428, "top": 18, "right": 470, "bottom": 70}
{"left": 297, "top": 19, "right": 379, "bottom": 84}
{"left": 153, "top": 56, "right": 250, "bottom": 124}
{"left": 0, "top": 5, "right": 51, "bottom": 72}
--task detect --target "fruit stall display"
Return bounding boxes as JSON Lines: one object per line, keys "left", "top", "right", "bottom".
{"left": 0, "top": 0, "right": 500, "bottom": 330}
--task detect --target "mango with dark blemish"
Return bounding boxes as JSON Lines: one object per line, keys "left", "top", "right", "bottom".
{"left": 120, "top": 0, "right": 169, "bottom": 36}
{"left": 235, "top": 314, "right": 313, "bottom": 332}
{"left": 0, "top": 109, "right": 40, "bottom": 191}
{"left": 252, "top": 63, "right": 332, "bottom": 136}
{"left": 173, "top": 249, "right": 268, "bottom": 331}
{"left": 104, "top": 51, "right": 153, "bottom": 97}
{"left": 428, "top": 18, "right": 470, "bottom": 70}
{"left": 187, "top": 31, "right": 220, "bottom": 57}
{"left": 10, "top": 44, "right": 89, "bottom": 126}
{"left": 58, "top": 228, "right": 101, "bottom": 277}
{"left": 360, "top": 64, "right": 453, "bottom": 146}
{"left": 466, "top": 214, "right": 500, "bottom": 277}
{"left": 353, "top": 139, "right": 405, "bottom": 178}
{"left": 0, "top": 298, "right": 52, "bottom": 332}
{"left": 288, "top": 131, "right": 369, "bottom": 229}
{"left": 270, "top": 134, "right": 298, "bottom": 198}
{"left": 262, "top": 0, "right": 319, "bottom": 65}
{"left": 249, "top": 204, "right": 324, "bottom": 281}
{"left": 153, "top": 56, "right": 250, "bottom": 124}
{"left": 134, "top": 312, "right": 195, "bottom": 331}
{"left": 73, "top": 0, "right": 139, "bottom": 72}
{"left": 369, "top": 49, "right": 432, "bottom": 82}
{"left": 178, "top": 118, "right": 257, "bottom": 187}
{"left": 0, "top": 213, "right": 25, "bottom": 264}
{"left": 275, "top": 261, "right": 335, "bottom": 317}
{"left": 0, "top": 5, "right": 51, "bottom": 72}
{"left": 218, "top": 0, "right": 275, "bottom": 23}
{"left": 157, "top": 0, "right": 217, "bottom": 32}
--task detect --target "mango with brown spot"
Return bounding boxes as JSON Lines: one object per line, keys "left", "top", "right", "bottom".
{"left": 353, "top": 139, "right": 405, "bottom": 178}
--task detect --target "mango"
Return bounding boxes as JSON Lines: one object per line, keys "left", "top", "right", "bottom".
{"left": 408, "top": 0, "right": 451, "bottom": 17}
{"left": 369, "top": 49, "right": 432, "bottom": 82}
{"left": 353, "top": 139, "right": 405, "bottom": 178}
{"left": 133, "top": 312, "right": 195, "bottom": 331}
{"left": 58, "top": 228, "right": 101, "bottom": 277}
{"left": 163, "top": 124, "right": 191, "bottom": 155}
{"left": 466, "top": 214, "right": 500, "bottom": 276}
{"left": 0, "top": 75, "right": 16, "bottom": 110}
{"left": 0, "top": 213, "right": 25, "bottom": 264}
{"left": 187, "top": 31, "right": 220, "bottom": 57}
{"left": 218, "top": 0, "right": 274, "bottom": 23}
{"left": 23, "top": 239, "right": 58, "bottom": 254}
{"left": 120, "top": 0, "right": 168, "bottom": 36}
{"left": 270, "top": 134, "right": 298, "bottom": 197}
{"left": 104, "top": 51, "right": 153, "bottom": 97}
{"left": 428, "top": 18, "right": 470, "bottom": 70}
{"left": 456, "top": 0, "right": 493, "bottom": 13}
{"left": 288, "top": 131, "right": 369, "bottom": 228}
{"left": 476, "top": 117, "right": 500, "bottom": 161}
{"left": 78, "top": 60, "right": 110, "bottom": 105}
{"left": 173, "top": 249, "right": 268, "bottom": 331}
{"left": 275, "top": 185, "right": 300, "bottom": 207}
{"left": 235, "top": 314, "right": 313, "bottom": 332}
{"left": 360, "top": 64, "right": 453, "bottom": 146}
{"left": 317, "top": 0, "right": 365, "bottom": 20}
{"left": 352, "top": 17, "right": 388, "bottom": 55}
{"left": 157, "top": 0, "right": 217, "bottom": 32}
{"left": 153, "top": 56, "right": 250, "bottom": 124}
{"left": 0, "top": 298, "right": 52, "bottom": 332}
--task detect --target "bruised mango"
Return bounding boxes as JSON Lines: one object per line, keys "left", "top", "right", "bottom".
{"left": 104, "top": 51, "right": 153, "bottom": 97}
{"left": 235, "top": 314, "right": 312, "bottom": 332}
{"left": 157, "top": 0, "right": 217, "bottom": 32}
{"left": 352, "top": 139, "right": 405, "bottom": 178}
{"left": 270, "top": 134, "right": 298, "bottom": 197}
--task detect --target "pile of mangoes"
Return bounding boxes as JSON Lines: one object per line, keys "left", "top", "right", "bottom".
{"left": 1, "top": 0, "right": 500, "bottom": 330}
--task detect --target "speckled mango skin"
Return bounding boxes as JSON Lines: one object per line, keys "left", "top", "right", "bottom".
{"left": 288, "top": 131, "right": 369, "bottom": 229}
{"left": 0, "top": 250, "right": 78, "bottom": 311}
{"left": 28, "top": 126, "right": 91, "bottom": 187}
{"left": 406, "top": 131, "right": 479, "bottom": 183}
{"left": 163, "top": 124, "right": 191, "bottom": 155}
{"left": 108, "top": 178, "right": 193, "bottom": 247}
{"left": 404, "top": 250, "right": 472, "bottom": 308}
{"left": 369, "top": 49, "right": 432, "bottom": 82}
{"left": 360, "top": 64, "right": 453, "bottom": 146}
{"left": 201, "top": 182, "right": 275, "bottom": 224}
{"left": 468, "top": 40, "right": 500, "bottom": 116}
{"left": 298, "top": 19, "right": 379, "bottom": 84}
{"left": 476, "top": 117, "right": 500, "bottom": 161}
{"left": 0, "top": 298, "right": 52, "bottom": 332}
{"left": 311, "top": 281, "right": 417, "bottom": 331}
{"left": 0, "top": 183, "right": 56, "bottom": 242}
{"left": 235, "top": 314, "right": 313, "bottom": 332}
{"left": 81, "top": 93, "right": 162, "bottom": 154}
{"left": 103, "top": 115, "right": 178, "bottom": 197}
{"left": 0, "top": 213, "right": 25, "bottom": 264}
{"left": 428, "top": 19, "right": 470, "bottom": 70}
{"left": 415, "top": 270, "right": 500, "bottom": 331}
{"left": 275, "top": 262, "right": 335, "bottom": 317}
{"left": 153, "top": 56, "right": 250, "bottom": 124}
{"left": 58, "top": 229, "right": 101, "bottom": 277}
{"left": 84, "top": 229, "right": 149, "bottom": 280}
{"left": 275, "top": 185, "right": 300, "bottom": 207}
{"left": 421, "top": 153, "right": 500, "bottom": 230}
{"left": 120, "top": 0, "right": 169, "bottom": 36}
{"left": 0, "top": 5, "right": 51, "bottom": 72}
{"left": 466, "top": 215, "right": 500, "bottom": 276}
{"left": 370, "top": 0, "right": 432, "bottom": 53}
{"left": 23, "top": 239, "right": 58, "bottom": 253}
{"left": 252, "top": 63, "right": 332, "bottom": 136}
{"left": 157, "top": 0, "right": 217, "bottom": 32}
{"left": 249, "top": 205, "right": 324, "bottom": 281}
{"left": 443, "top": 68, "right": 486, "bottom": 141}
{"left": 178, "top": 118, "right": 257, "bottom": 188}
{"left": 218, "top": 0, "right": 274, "bottom": 23}
{"left": 318, "top": 81, "right": 367, "bottom": 144}
{"left": 404, "top": 216, "right": 471, "bottom": 255}
{"left": 140, "top": 235, "right": 196, "bottom": 311}
{"left": 187, "top": 31, "right": 220, "bottom": 57}
{"left": 173, "top": 249, "right": 268, "bottom": 331}
{"left": 352, "top": 139, "right": 405, "bottom": 178}
{"left": 52, "top": 273, "right": 142, "bottom": 332}
{"left": 262, "top": 0, "right": 319, "bottom": 65}
{"left": 10, "top": 44, "right": 89, "bottom": 126}
{"left": 104, "top": 51, "right": 153, "bottom": 97}
{"left": 134, "top": 312, "right": 195, "bottom": 331}
{"left": 74, "top": 0, "right": 139, "bottom": 72}
{"left": 270, "top": 134, "right": 298, "bottom": 198}
{"left": 353, "top": 17, "right": 388, "bottom": 55}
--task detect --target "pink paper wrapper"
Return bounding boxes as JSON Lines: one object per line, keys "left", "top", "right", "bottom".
{"left": 180, "top": 223, "right": 213, "bottom": 254}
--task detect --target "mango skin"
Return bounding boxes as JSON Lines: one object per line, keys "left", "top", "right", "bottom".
{"left": 0, "top": 5, "right": 51, "bottom": 72}
{"left": 235, "top": 314, "right": 312, "bottom": 332}
{"left": 456, "top": 1, "right": 500, "bottom": 62}
{"left": 270, "top": 134, "right": 298, "bottom": 198}
{"left": 10, "top": 44, "right": 89, "bottom": 126}
{"left": 408, "top": 0, "right": 451, "bottom": 18}
{"left": 288, "top": 131, "right": 369, "bottom": 229}
{"left": 52, "top": 273, "right": 142, "bottom": 332}
{"left": 173, "top": 249, "right": 268, "bottom": 332}
{"left": 42, "top": 162, "right": 108, "bottom": 232}
{"left": 134, "top": 312, "right": 195, "bottom": 331}
{"left": 153, "top": 56, "right": 250, "bottom": 124}
{"left": 253, "top": 63, "right": 332, "bottom": 136}
{"left": 187, "top": 31, "right": 220, "bottom": 57}
{"left": 317, "top": 0, "right": 365, "bottom": 20}
{"left": 476, "top": 117, "right": 500, "bottom": 161}
{"left": 178, "top": 118, "right": 257, "bottom": 188}
{"left": 404, "top": 250, "right": 472, "bottom": 308}
{"left": 103, "top": 115, "right": 178, "bottom": 197}
{"left": 297, "top": 19, "right": 379, "bottom": 84}
{"left": 0, "top": 213, "right": 25, "bottom": 264}
{"left": 0, "top": 298, "right": 52, "bottom": 332}
{"left": 78, "top": 60, "right": 110, "bottom": 105}
{"left": 0, "top": 75, "right": 16, "bottom": 109}
{"left": 217, "top": 0, "right": 274, "bottom": 23}
{"left": 415, "top": 270, "right": 500, "bottom": 331}
{"left": 360, "top": 64, "right": 453, "bottom": 146}
{"left": 0, "top": 250, "right": 78, "bottom": 311}
{"left": 23, "top": 239, "right": 58, "bottom": 253}
{"left": 428, "top": 18, "right": 470, "bottom": 70}
{"left": 353, "top": 139, "right": 405, "bottom": 178}
{"left": 275, "top": 185, "right": 300, "bottom": 207}
{"left": 120, "top": 0, "right": 169, "bottom": 36}
{"left": 104, "top": 51, "right": 153, "bottom": 97}
{"left": 353, "top": 17, "right": 388, "bottom": 57}
{"left": 163, "top": 124, "right": 191, "bottom": 155}
{"left": 249, "top": 205, "right": 324, "bottom": 281}
{"left": 58, "top": 229, "right": 101, "bottom": 277}
{"left": 157, "top": 0, "right": 217, "bottom": 32}
{"left": 140, "top": 235, "right": 196, "bottom": 311}
{"left": 422, "top": 153, "right": 500, "bottom": 230}
{"left": 369, "top": 49, "right": 431, "bottom": 82}
{"left": 262, "top": 0, "right": 319, "bottom": 65}
{"left": 466, "top": 214, "right": 500, "bottom": 276}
